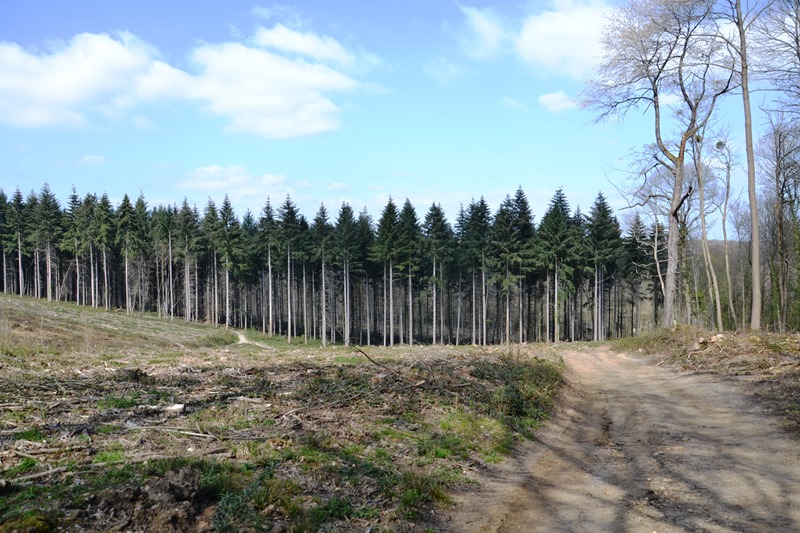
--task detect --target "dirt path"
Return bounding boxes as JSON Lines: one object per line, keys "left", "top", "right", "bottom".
{"left": 234, "top": 330, "right": 274, "bottom": 350}
{"left": 444, "top": 347, "right": 800, "bottom": 532}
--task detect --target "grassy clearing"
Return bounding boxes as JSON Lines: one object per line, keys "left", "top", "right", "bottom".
{"left": 0, "top": 295, "right": 563, "bottom": 532}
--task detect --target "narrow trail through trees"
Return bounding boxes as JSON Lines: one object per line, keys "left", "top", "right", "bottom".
{"left": 234, "top": 330, "right": 274, "bottom": 350}
{"left": 445, "top": 348, "right": 800, "bottom": 532}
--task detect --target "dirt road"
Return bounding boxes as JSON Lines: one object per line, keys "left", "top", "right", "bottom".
{"left": 445, "top": 347, "right": 800, "bottom": 532}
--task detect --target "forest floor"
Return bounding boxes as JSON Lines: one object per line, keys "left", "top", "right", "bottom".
{"left": 0, "top": 295, "right": 563, "bottom": 532}
{"left": 3, "top": 296, "right": 800, "bottom": 532}
{"left": 443, "top": 332, "right": 800, "bottom": 532}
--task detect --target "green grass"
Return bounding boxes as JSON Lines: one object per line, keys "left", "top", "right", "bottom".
{"left": 610, "top": 326, "right": 704, "bottom": 356}
{"left": 469, "top": 356, "right": 563, "bottom": 434}
{"left": 96, "top": 394, "right": 140, "bottom": 409}
{"left": 2, "top": 457, "right": 37, "bottom": 479}
{"left": 438, "top": 411, "right": 514, "bottom": 462}
{"left": 14, "top": 428, "right": 46, "bottom": 442}
{"left": 188, "top": 331, "right": 237, "bottom": 348}
{"left": 93, "top": 450, "right": 125, "bottom": 464}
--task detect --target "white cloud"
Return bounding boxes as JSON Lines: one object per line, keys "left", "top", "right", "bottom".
{"left": 327, "top": 181, "right": 350, "bottom": 191}
{"left": 79, "top": 154, "right": 106, "bottom": 166}
{"left": 516, "top": 0, "right": 611, "bottom": 79}
{"left": 457, "top": 4, "right": 506, "bottom": 59}
{"left": 187, "top": 42, "right": 360, "bottom": 137}
{"left": 500, "top": 96, "right": 527, "bottom": 110}
{"left": 250, "top": 5, "right": 307, "bottom": 28}
{"left": 179, "top": 165, "right": 293, "bottom": 210}
{"left": 254, "top": 23, "right": 354, "bottom": 67}
{"left": 423, "top": 57, "right": 464, "bottom": 85}
{"left": 180, "top": 165, "right": 253, "bottom": 191}
{"left": 0, "top": 32, "right": 157, "bottom": 127}
{"left": 538, "top": 90, "right": 577, "bottom": 112}
{"left": 251, "top": 6, "right": 274, "bottom": 20}
{"left": 0, "top": 26, "right": 372, "bottom": 138}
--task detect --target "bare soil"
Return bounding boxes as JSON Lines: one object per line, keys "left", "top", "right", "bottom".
{"left": 444, "top": 345, "right": 800, "bottom": 532}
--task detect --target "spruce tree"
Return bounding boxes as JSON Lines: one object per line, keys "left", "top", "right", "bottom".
{"left": 176, "top": 199, "right": 200, "bottom": 322}
{"left": 462, "top": 198, "right": 492, "bottom": 345}
{"left": 355, "top": 208, "right": 376, "bottom": 345}
{"left": 93, "top": 194, "right": 115, "bottom": 310}
{"left": 3, "top": 189, "right": 27, "bottom": 296}
{"left": 490, "top": 196, "right": 519, "bottom": 345}
{"left": 587, "top": 192, "right": 622, "bottom": 341}
{"left": 423, "top": 203, "right": 453, "bottom": 344}
{"left": 116, "top": 194, "right": 135, "bottom": 313}
{"left": 311, "top": 204, "right": 333, "bottom": 345}
{"left": 396, "top": 199, "right": 421, "bottom": 345}
{"left": 60, "top": 188, "right": 84, "bottom": 303}
{"left": 132, "top": 194, "right": 151, "bottom": 312}
{"left": 33, "top": 184, "right": 63, "bottom": 301}
{"left": 258, "top": 199, "right": 279, "bottom": 336}
{"left": 202, "top": 199, "right": 221, "bottom": 325}
{"left": 335, "top": 203, "right": 358, "bottom": 345}
{"left": 219, "top": 196, "right": 242, "bottom": 329}
{"left": 278, "top": 195, "right": 302, "bottom": 342}
{"left": 371, "top": 198, "right": 399, "bottom": 346}
{"left": 536, "top": 188, "right": 578, "bottom": 342}
{"left": 0, "top": 190, "right": 7, "bottom": 294}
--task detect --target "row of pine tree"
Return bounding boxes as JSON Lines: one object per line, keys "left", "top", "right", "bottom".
{"left": 0, "top": 184, "right": 666, "bottom": 345}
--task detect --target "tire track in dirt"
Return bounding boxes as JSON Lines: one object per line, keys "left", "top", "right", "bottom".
{"left": 444, "top": 347, "right": 800, "bottom": 532}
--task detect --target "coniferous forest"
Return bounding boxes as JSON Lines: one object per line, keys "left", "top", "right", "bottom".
{"left": 0, "top": 181, "right": 772, "bottom": 345}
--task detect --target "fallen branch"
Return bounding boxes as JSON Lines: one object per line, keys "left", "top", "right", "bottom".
{"left": 13, "top": 450, "right": 38, "bottom": 460}
{"left": 13, "top": 445, "right": 90, "bottom": 456}
{"left": 354, "top": 347, "right": 397, "bottom": 375}
{"left": 125, "top": 425, "right": 218, "bottom": 440}
{"left": 10, "top": 465, "right": 69, "bottom": 484}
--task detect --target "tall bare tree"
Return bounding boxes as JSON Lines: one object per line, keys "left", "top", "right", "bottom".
{"left": 584, "top": 0, "right": 735, "bottom": 327}
{"left": 690, "top": 133, "right": 724, "bottom": 331}
{"left": 715, "top": 0, "right": 772, "bottom": 330}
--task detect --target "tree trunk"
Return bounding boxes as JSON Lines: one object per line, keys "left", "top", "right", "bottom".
{"left": 432, "top": 257, "right": 437, "bottom": 344}
{"left": 303, "top": 263, "right": 308, "bottom": 344}
{"left": 225, "top": 266, "right": 230, "bottom": 331}
{"left": 481, "top": 258, "right": 487, "bottom": 346}
{"left": 268, "top": 247, "right": 273, "bottom": 336}
{"left": 344, "top": 258, "right": 350, "bottom": 346}
{"left": 194, "top": 258, "right": 199, "bottom": 323}
{"left": 287, "top": 247, "right": 292, "bottom": 343}
{"left": 389, "top": 259, "right": 394, "bottom": 346}
{"left": 185, "top": 247, "right": 191, "bottom": 322}
{"left": 408, "top": 265, "right": 413, "bottom": 345}
{"left": 471, "top": 270, "right": 476, "bottom": 344}
{"left": 168, "top": 232, "right": 174, "bottom": 320}
{"left": 75, "top": 242, "right": 81, "bottom": 305}
{"left": 505, "top": 262, "right": 511, "bottom": 346}
{"left": 45, "top": 241, "right": 53, "bottom": 302}
{"left": 546, "top": 271, "right": 551, "bottom": 342}
{"left": 736, "top": 0, "right": 761, "bottom": 330}
{"left": 663, "top": 161, "right": 685, "bottom": 329}
{"left": 722, "top": 183, "right": 738, "bottom": 329}
{"left": 594, "top": 265, "right": 600, "bottom": 342}
{"left": 102, "top": 248, "right": 109, "bottom": 310}
{"left": 17, "top": 233, "right": 24, "bottom": 297}
{"left": 365, "top": 275, "right": 371, "bottom": 346}
{"left": 518, "top": 278, "right": 524, "bottom": 344}
{"left": 322, "top": 254, "right": 327, "bottom": 346}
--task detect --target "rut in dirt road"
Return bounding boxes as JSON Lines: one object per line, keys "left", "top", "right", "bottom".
{"left": 446, "top": 348, "right": 800, "bottom": 533}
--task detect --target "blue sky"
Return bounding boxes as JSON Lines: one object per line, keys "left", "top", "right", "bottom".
{"left": 0, "top": 0, "right": 743, "bottom": 229}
